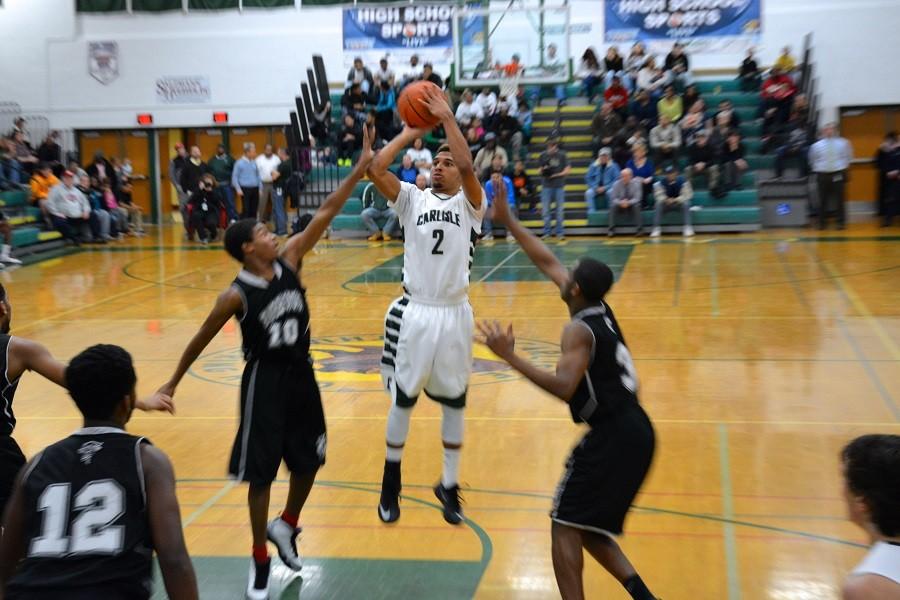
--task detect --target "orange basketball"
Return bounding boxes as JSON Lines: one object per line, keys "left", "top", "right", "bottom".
{"left": 397, "top": 80, "right": 443, "bottom": 129}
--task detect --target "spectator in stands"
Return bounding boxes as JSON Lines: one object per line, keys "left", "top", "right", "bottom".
{"left": 117, "top": 175, "right": 144, "bottom": 235}
{"left": 714, "top": 99, "right": 740, "bottom": 130}
{"left": 614, "top": 116, "right": 640, "bottom": 166}
{"left": 361, "top": 186, "right": 399, "bottom": 242}
{"left": 604, "top": 76, "right": 630, "bottom": 118}
{"left": 415, "top": 173, "right": 428, "bottom": 191}
{"left": 626, "top": 143, "right": 655, "bottom": 205}
{"left": 721, "top": 130, "right": 749, "bottom": 192}
{"left": 603, "top": 46, "right": 626, "bottom": 89}
{"left": 81, "top": 174, "right": 113, "bottom": 242}
{"left": 483, "top": 166, "right": 515, "bottom": 241}
{"left": 544, "top": 43, "right": 568, "bottom": 106}
{"left": 791, "top": 93, "right": 810, "bottom": 124}
{"left": 503, "top": 54, "right": 524, "bottom": 78}
{"left": 651, "top": 166, "right": 694, "bottom": 238}
{"left": 46, "top": 171, "right": 92, "bottom": 245}
{"left": 630, "top": 89, "right": 659, "bottom": 131}
{"left": 809, "top": 122, "right": 853, "bottom": 230}
{"left": 401, "top": 54, "right": 423, "bottom": 88}
{"left": 101, "top": 178, "right": 129, "bottom": 235}
{"left": 255, "top": 143, "right": 281, "bottom": 224}
{"left": 474, "top": 133, "right": 508, "bottom": 181}
{"left": 881, "top": 139, "right": 900, "bottom": 227}
{"left": 585, "top": 147, "right": 621, "bottom": 216}
{"left": 420, "top": 63, "right": 443, "bottom": 88}
{"left": 476, "top": 88, "right": 498, "bottom": 128}
{"left": 465, "top": 117, "right": 486, "bottom": 155}
{"left": 577, "top": 47, "right": 603, "bottom": 102}
{"left": 208, "top": 144, "right": 237, "bottom": 223}
{"left": 650, "top": 114, "right": 682, "bottom": 168}
{"left": 772, "top": 114, "right": 810, "bottom": 179}
{"left": 270, "top": 147, "right": 292, "bottom": 237}
{"left": 29, "top": 163, "right": 59, "bottom": 219}
{"left": 682, "top": 85, "right": 701, "bottom": 112}
{"left": 167, "top": 143, "right": 188, "bottom": 230}
{"left": 86, "top": 149, "right": 117, "bottom": 190}
{"left": 591, "top": 102, "right": 623, "bottom": 156}
{"left": 310, "top": 99, "right": 332, "bottom": 146}
{"left": 494, "top": 104, "right": 524, "bottom": 160}
{"left": 657, "top": 85, "right": 684, "bottom": 124}
{"left": 687, "top": 130, "right": 721, "bottom": 198}
{"left": 0, "top": 140, "right": 21, "bottom": 189}
{"left": 180, "top": 146, "right": 209, "bottom": 198}
{"left": 121, "top": 158, "right": 134, "bottom": 179}
{"left": 517, "top": 100, "right": 533, "bottom": 141}
{"left": 635, "top": 57, "right": 667, "bottom": 100}
{"left": 406, "top": 137, "right": 433, "bottom": 181}
{"left": 538, "top": 135, "right": 570, "bottom": 239}
{"left": 455, "top": 89, "right": 484, "bottom": 127}
{"left": 739, "top": 48, "right": 762, "bottom": 91}
{"left": 9, "top": 117, "right": 27, "bottom": 141}
{"left": 374, "top": 80, "right": 398, "bottom": 141}
{"left": 761, "top": 68, "right": 796, "bottom": 127}
{"left": 624, "top": 42, "right": 648, "bottom": 90}
{"left": 341, "top": 83, "right": 367, "bottom": 120}
{"left": 773, "top": 46, "right": 797, "bottom": 78}
{"left": 664, "top": 42, "right": 692, "bottom": 89}
{"left": 11, "top": 131, "right": 38, "bottom": 178}
{"left": 37, "top": 131, "right": 62, "bottom": 175}
{"left": 338, "top": 114, "right": 363, "bottom": 167}
{"left": 607, "top": 168, "right": 643, "bottom": 237}
{"left": 680, "top": 100, "right": 709, "bottom": 147}
{"left": 68, "top": 160, "right": 87, "bottom": 181}
{"left": 510, "top": 159, "right": 535, "bottom": 214}
{"left": 374, "top": 57, "right": 395, "bottom": 89}
{"left": 232, "top": 142, "right": 260, "bottom": 219}
{"left": 346, "top": 56, "right": 374, "bottom": 96}
{"left": 188, "top": 175, "right": 221, "bottom": 244}
{"left": 875, "top": 132, "right": 899, "bottom": 219}
{"left": 395, "top": 154, "right": 419, "bottom": 185}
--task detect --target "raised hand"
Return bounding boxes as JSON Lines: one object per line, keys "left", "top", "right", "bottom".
{"left": 359, "top": 124, "right": 376, "bottom": 165}
{"left": 477, "top": 320, "right": 516, "bottom": 361}
{"left": 418, "top": 84, "right": 454, "bottom": 124}
{"left": 490, "top": 174, "right": 512, "bottom": 225}
{"left": 138, "top": 391, "right": 175, "bottom": 414}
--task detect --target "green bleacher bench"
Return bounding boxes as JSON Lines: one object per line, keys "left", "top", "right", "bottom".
{"left": 0, "top": 190, "right": 29, "bottom": 208}
{"left": 695, "top": 80, "right": 747, "bottom": 94}
{"left": 11, "top": 227, "right": 62, "bottom": 248}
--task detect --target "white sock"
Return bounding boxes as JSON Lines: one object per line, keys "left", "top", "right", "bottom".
{"left": 440, "top": 405, "right": 464, "bottom": 487}
{"left": 1, "top": 245, "right": 9, "bottom": 257}
{"left": 385, "top": 404, "right": 412, "bottom": 463}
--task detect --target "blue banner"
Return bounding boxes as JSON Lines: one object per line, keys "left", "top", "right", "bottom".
{"left": 604, "top": 0, "right": 761, "bottom": 43}
{"left": 343, "top": 5, "right": 454, "bottom": 51}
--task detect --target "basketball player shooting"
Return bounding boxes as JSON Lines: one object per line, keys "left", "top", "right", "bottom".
{"left": 477, "top": 181, "right": 658, "bottom": 600}
{"left": 366, "top": 84, "right": 485, "bottom": 526}
{"left": 153, "top": 127, "right": 375, "bottom": 599}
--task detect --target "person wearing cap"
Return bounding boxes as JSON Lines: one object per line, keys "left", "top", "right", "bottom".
{"left": 651, "top": 166, "right": 694, "bottom": 238}
{"left": 208, "top": 144, "right": 237, "bottom": 223}
{"left": 473, "top": 133, "right": 508, "bottom": 181}
{"left": 607, "top": 168, "right": 643, "bottom": 237}
{"left": 539, "top": 136, "right": 571, "bottom": 239}
{"left": 584, "top": 148, "right": 620, "bottom": 216}
{"left": 686, "top": 129, "right": 722, "bottom": 198}
{"left": 46, "top": 171, "right": 92, "bottom": 245}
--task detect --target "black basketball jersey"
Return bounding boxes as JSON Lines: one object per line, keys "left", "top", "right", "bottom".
{"left": 568, "top": 304, "right": 640, "bottom": 427}
{"left": 0, "top": 334, "right": 21, "bottom": 436}
{"left": 232, "top": 257, "right": 311, "bottom": 363}
{"left": 6, "top": 427, "right": 153, "bottom": 599}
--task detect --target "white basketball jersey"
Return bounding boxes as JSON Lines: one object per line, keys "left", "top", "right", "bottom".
{"left": 851, "top": 541, "right": 900, "bottom": 584}
{"left": 389, "top": 182, "right": 485, "bottom": 302}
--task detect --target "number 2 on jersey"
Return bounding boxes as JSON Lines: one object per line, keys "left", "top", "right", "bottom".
{"left": 615, "top": 343, "right": 638, "bottom": 393}
{"left": 30, "top": 480, "right": 125, "bottom": 557}
{"left": 267, "top": 318, "right": 299, "bottom": 348}
{"left": 431, "top": 229, "right": 444, "bottom": 255}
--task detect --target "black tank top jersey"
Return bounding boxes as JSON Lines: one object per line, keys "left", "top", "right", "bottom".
{"left": 232, "top": 258, "right": 311, "bottom": 363}
{"left": 7, "top": 428, "right": 154, "bottom": 599}
{"left": 0, "top": 334, "right": 21, "bottom": 436}
{"left": 568, "top": 304, "right": 640, "bottom": 427}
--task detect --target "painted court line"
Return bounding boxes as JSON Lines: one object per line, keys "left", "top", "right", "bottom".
{"left": 476, "top": 248, "right": 522, "bottom": 283}
{"left": 182, "top": 480, "right": 236, "bottom": 528}
{"left": 718, "top": 424, "right": 741, "bottom": 600}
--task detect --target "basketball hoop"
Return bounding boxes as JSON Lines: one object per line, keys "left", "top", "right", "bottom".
{"left": 499, "top": 72, "right": 520, "bottom": 101}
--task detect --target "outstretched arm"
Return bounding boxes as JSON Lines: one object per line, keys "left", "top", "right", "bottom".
{"left": 281, "top": 126, "right": 376, "bottom": 268}
{"left": 367, "top": 126, "right": 428, "bottom": 201}
{"left": 479, "top": 321, "right": 592, "bottom": 402}
{"left": 420, "top": 86, "right": 483, "bottom": 209}
{"left": 489, "top": 178, "right": 568, "bottom": 289}
{"left": 156, "top": 288, "right": 243, "bottom": 403}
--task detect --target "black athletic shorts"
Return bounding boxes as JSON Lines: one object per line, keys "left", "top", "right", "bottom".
{"left": 550, "top": 404, "right": 655, "bottom": 536}
{"left": 0, "top": 435, "right": 26, "bottom": 514}
{"left": 228, "top": 357, "right": 326, "bottom": 486}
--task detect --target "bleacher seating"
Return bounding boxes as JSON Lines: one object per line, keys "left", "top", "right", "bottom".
{"left": 0, "top": 189, "right": 63, "bottom": 258}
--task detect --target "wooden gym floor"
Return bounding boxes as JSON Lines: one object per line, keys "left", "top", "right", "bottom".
{"left": 7, "top": 224, "right": 900, "bottom": 599}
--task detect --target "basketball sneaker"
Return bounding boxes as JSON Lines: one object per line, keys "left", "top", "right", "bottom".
{"left": 434, "top": 483, "right": 464, "bottom": 525}
{"left": 246, "top": 558, "right": 270, "bottom": 600}
{"left": 378, "top": 460, "right": 401, "bottom": 523}
{"left": 266, "top": 518, "right": 303, "bottom": 571}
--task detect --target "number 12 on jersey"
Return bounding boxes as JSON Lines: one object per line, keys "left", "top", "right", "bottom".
{"left": 30, "top": 479, "right": 125, "bottom": 557}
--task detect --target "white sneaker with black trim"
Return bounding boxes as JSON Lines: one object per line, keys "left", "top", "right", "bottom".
{"left": 266, "top": 517, "right": 303, "bottom": 571}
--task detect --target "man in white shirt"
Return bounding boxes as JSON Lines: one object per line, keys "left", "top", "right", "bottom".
{"left": 46, "top": 171, "right": 92, "bottom": 245}
{"left": 841, "top": 434, "right": 900, "bottom": 599}
{"left": 405, "top": 138, "right": 433, "bottom": 181}
{"left": 808, "top": 122, "right": 853, "bottom": 230}
{"left": 374, "top": 57, "right": 395, "bottom": 88}
{"left": 255, "top": 144, "right": 281, "bottom": 227}
{"left": 402, "top": 54, "right": 423, "bottom": 87}
{"left": 454, "top": 89, "right": 484, "bottom": 127}
{"left": 475, "top": 87, "right": 498, "bottom": 124}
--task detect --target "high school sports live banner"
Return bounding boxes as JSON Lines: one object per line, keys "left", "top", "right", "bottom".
{"left": 342, "top": 4, "right": 483, "bottom": 72}
{"left": 604, "top": 0, "right": 762, "bottom": 53}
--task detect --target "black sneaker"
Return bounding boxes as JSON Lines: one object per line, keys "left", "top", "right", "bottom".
{"left": 246, "top": 558, "right": 270, "bottom": 600}
{"left": 434, "top": 483, "right": 464, "bottom": 525}
{"left": 378, "top": 460, "right": 401, "bottom": 523}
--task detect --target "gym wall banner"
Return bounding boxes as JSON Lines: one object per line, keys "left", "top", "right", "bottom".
{"left": 604, "top": 0, "right": 762, "bottom": 53}
{"left": 342, "top": 5, "right": 456, "bottom": 69}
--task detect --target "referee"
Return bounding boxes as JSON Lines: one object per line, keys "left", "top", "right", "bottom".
{"left": 808, "top": 122, "right": 853, "bottom": 230}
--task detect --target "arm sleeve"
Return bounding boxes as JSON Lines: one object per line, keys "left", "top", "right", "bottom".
{"left": 387, "top": 181, "right": 414, "bottom": 221}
